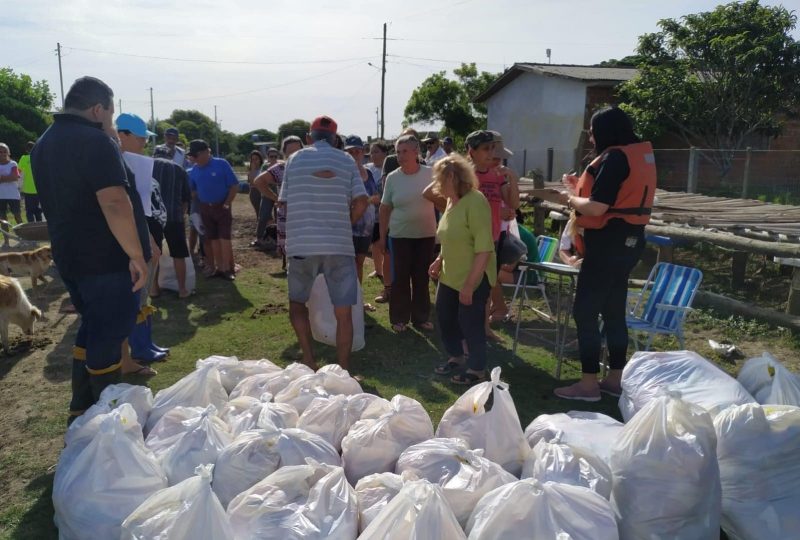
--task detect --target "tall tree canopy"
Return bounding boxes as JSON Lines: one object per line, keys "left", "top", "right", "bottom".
{"left": 403, "top": 63, "right": 499, "bottom": 139}
{"left": 278, "top": 119, "right": 310, "bottom": 142}
{"left": 620, "top": 0, "right": 800, "bottom": 176}
{"left": 0, "top": 68, "right": 54, "bottom": 157}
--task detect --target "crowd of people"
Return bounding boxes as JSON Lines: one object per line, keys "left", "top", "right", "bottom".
{"left": 10, "top": 73, "right": 654, "bottom": 421}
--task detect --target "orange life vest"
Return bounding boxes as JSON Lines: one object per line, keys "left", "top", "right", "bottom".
{"left": 575, "top": 141, "right": 656, "bottom": 230}
{"left": 573, "top": 233, "right": 585, "bottom": 257}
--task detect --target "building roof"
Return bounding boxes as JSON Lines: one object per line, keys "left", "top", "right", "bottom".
{"left": 474, "top": 63, "right": 638, "bottom": 103}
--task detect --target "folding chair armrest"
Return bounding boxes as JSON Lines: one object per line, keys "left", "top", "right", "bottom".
{"left": 654, "top": 303, "right": 693, "bottom": 313}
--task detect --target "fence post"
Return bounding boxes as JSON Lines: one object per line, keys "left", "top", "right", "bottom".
{"left": 546, "top": 147, "right": 554, "bottom": 181}
{"left": 741, "top": 146, "right": 752, "bottom": 199}
{"left": 687, "top": 147, "right": 698, "bottom": 193}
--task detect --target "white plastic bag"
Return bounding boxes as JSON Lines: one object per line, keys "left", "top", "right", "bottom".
{"left": 714, "top": 403, "right": 800, "bottom": 540}
{"left": 523, "top": 411, "right": 623, "bottom": 464}
{"left": 521, "top": 437, "right": 613, "bottom": 499}
{"left": 157, "top": 405, "right": 233, "bottom": 486}
{"left": 227, "top": 460, "right": 358, "bottom": 540}
{"left": 65, "top": 384, "right": 153, "bottom": 444}
{"left": 145, "top": 406, "right": 207, "bottom": 457}
{"left": 737, "top": 352, "right": 800, "bottom": 406}
{"left": 257, "top": 401, "right": 300, "bottom": 430}
{"left": 354, "top": 472, "right": 409, "bottom": 533}
{"left": 360, "top": 479, "right": 465, "bottom": 539}
{"left": 341, "top": 395, "right": 434, "bottom": 484}
{"left": 145, "top": 364, "right": 228, "bottom": 434}
{"left": 158, "top": 241, "right": 196, "bottom": 293}
{"left": 307, "top": 274, "right": 365, "bottom": 351}
{"left": 196, "top": 355, "right": 283, "bottom": 394}
{"left": 230, "top": 362, "right": 314, "bottom": 399}
{"left": 465, "top": 479, "right": 618, "bottom": 540}
{"left": 610, "top": 390, "right": 721, "bottom": 540}
{"left": 65, "top": 395, "right": 148, "bottom": 451}
{"left": 221, "top": 394, "right": 278, "bottom": 436}
{"left": 213, "top": 427, "right": 341, "bottom": 510}
{"left": 53, "top": 409, "right": 167, "bottom": 540}
{"left": 619, "top": 350, "right": 754, "bottom": 421}
{"left": 275, "top": 364, "right": 363, "bottom": 414}
{"left": 297, "top": 393, "right": 389, "bottom": 451}
{"left": 121, "top": 464, "right": 234, "bottom": 540}
{"left": 436, "top": 367, "right": 527, "bottom": 476}
{"left": 395, "top": 438, "right": 516, "bottom": 527}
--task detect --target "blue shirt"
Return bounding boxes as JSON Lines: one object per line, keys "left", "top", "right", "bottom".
{"left": 188, "top": 157, "right": 238, "bottom": 204}
{"left": 352, "top": 169, "right": 378, "bottom": 237}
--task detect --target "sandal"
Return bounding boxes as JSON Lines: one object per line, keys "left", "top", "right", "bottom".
{"left": 414, "top": 321, "right": 434, "bottom": 332}
{"left": 434, "top": 359, "right": 464, "bottom": 375}
{"left": 123, "top": 365, "right": 157, "bottom": 377}
{"left": 451, "top": 371, "right": 487, "bottom": 386}
{"left": 363, "top": 303, "right": 377, "bottom": 312}
{"left": 392, "top": 323, "right": 407, "bottom": 332}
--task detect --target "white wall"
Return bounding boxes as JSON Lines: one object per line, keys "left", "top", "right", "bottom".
{"left": 486, "top": 73, "right": 587, "bottom": 178}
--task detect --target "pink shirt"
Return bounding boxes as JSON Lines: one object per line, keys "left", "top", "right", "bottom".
{"left": 476, "top": 169, "right": 505, "bottom": 241}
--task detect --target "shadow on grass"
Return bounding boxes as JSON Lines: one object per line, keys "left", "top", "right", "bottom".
{"left": 10, "top": 471, "right": 57, "bottom": 540}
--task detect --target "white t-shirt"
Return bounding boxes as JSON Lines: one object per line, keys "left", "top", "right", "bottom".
{"left": 426, "top": 146, "right": 447, "bottom": 165}
{"left": 559, "top": 230, "right": 573, "bottom": 251}
{"left": 0, "top": 161, "right": 21, "bottom": 200}
{"left": 122, "top": 152, "right": 154, "bottom": 217}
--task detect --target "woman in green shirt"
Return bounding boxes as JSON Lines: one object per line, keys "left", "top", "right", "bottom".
{"left": 427, "top": 154, "right": 497, "bottom": 385}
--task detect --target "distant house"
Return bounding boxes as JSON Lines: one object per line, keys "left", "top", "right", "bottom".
{"left": 474, "top": 63, "right": 636, "bottom": 177}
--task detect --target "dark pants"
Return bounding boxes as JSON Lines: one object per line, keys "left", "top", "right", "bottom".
{"left": 573, "top": 222, "right": 645, "bottom": 374}
{"left": 256, "top": 198, "right": 275, "bottom": 241}
{"left": 248, "top": 188, "right": 261, "bottom": 218}
{"left": 62, "top": 271, "right": 140, "bottom": 417}
{"left": 389, "top": 236, "right": 434, "bottom": 325}
{"left": 436, "top": 276, "right": 491, "bottom": 371}
{"left": 23, "top": 194, "right": 43, "bottom": 222}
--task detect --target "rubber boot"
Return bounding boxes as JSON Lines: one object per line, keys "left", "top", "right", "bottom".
{"left": 145, "top": 315, "right": 169, "bottom": 355}
{"left": 67, "top": 356, "right": 94, "bottom": 427}
{"left": 129, "top": 319, "right": 167, "bottom": 362}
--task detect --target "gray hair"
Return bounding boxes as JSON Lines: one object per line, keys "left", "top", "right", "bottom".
{"left": 281, "top": 135, "right": 303, "bottom": 153}
{"left": 395, "top": 134, "right": 419, "bottom": 151}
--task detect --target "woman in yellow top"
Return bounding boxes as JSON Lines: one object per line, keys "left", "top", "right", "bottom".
{"left": 427, "top": 154, "right": 497, "bottom": 385}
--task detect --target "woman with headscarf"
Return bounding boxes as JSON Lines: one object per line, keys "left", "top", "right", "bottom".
{"left": 553, "top": 106, "right": 656, "bottom": 401}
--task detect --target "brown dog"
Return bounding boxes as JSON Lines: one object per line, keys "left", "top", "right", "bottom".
{"left": 0, "top": 246, "right": 52, "bottom": 287}
{"left": 0, "top": 274, "right": 42, "bottom": 354}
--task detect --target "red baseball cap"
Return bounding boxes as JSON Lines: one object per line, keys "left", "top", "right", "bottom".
{"left": 310, "top": 115, "right": 338, "bottom": 134}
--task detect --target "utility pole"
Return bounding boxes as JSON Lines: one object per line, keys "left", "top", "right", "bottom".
{"left": 118, "top": 98, "right": 122, "bottom": 113}
{"left": 380, "top": 22, "right": 387, "bottom": 139}
{"left": 214, "top": 105, "right": 220, "bottom": 157}
{"left": 56, "top": 42, "right": 65, "bottom": 108}
{"left": 375, "top": 107, "right": 379, "bottom": 139}
{"left": 149, "top": 87, "right": 155, "bottom": 133}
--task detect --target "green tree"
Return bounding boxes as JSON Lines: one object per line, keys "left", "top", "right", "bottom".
{"left": 237, "top": 129, "right": 278, "bottom": 155}
{"left": 278, "top": 119, "right": 310, "bottom": 141}
{"left": 0, "top": 68, "right": 54, "bottom": 157}
{"left": 619, "top": 0, "right": 800, "bottom": 177}
{"left": 403, "top": 63, "right": 499, "bottom": 139}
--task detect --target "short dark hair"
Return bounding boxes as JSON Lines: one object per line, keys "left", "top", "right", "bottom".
{"left": 309, "top": 130, "right": 335, "bottom": 145}
{"left": 64, "top": 76, "right": 114, "bottom": 111}
{"left": 25, "top": 141, "right": 35, "bottom": 153}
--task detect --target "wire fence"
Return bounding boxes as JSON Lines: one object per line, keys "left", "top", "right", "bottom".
{"left": 509, "top": 147, "right": 800, "bottom": 203}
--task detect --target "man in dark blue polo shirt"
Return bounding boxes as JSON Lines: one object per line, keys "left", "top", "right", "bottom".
{"left": 187, "top": 139, "right": 238, "bottom": 280}
{"left": 31, "top": 76, "right": 151, "bottom": 424}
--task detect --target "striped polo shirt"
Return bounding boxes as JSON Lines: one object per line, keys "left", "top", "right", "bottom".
{"left": 279, "top": 140, "right": 367, "bottom": 257}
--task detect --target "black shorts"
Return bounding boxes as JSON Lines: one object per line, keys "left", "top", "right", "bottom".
{"left": 147, "top": 217, "right": 164, "bottom": 251}
{"left": 353, "top": 235, "right": 371, "bottom": 255}
{"left": 371, "top": 222, "right": 380, "bottom": 243}
{"left": 163, "top": 221, "right": 189, "bottom": 258}
{"left": 0, "top": 199, "right": 21, "bottom": 215}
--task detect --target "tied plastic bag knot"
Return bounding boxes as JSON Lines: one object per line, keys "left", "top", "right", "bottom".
{"left": 196, "top": 463, "right": 214, "bottom": 482}
{"left": 657, "top": 386, "right": 683, "bottom": 400}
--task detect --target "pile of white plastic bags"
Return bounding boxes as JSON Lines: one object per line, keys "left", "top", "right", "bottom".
{"left": 51, "top": 351, "right": 800, "bottom": 540}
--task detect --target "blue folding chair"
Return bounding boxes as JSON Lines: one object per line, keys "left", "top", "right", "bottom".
{"left": 505, "top": 235, "right": 560, "bottom": 319}
{"left": 626, "top": 262, "right": 703, "bottom": 350}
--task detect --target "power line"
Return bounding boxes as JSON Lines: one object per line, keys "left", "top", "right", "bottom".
{"left": 387, "top": 54, "right": 506, "bottom": 67}
{"left": 62, "top": 45, "right": 377, "bottom": 66}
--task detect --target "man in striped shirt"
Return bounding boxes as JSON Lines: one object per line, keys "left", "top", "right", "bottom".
{"left": 279, "top": 115, "right": 368, "bottom": 370}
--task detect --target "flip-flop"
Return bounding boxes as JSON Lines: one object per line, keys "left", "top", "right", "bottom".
{"left": 392, "top": 323, "right": 407, "bottom": 332}
{"left": 414, "top": 322, "right": 434, "bottom": 332}
{"left": 123, "top": 365, "right": 157, "bottom": 377}
{"left": 434, "top": 359, "right": 464, "bottom": 375}
{"left": 363, "top": 303, "right": 377, "bottom": 312}
{"left": 451, "top": 371, "right": 487, "bottom": 386}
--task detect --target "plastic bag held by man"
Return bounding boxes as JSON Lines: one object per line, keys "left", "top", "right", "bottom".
{"left": 308, "top": 274, "right": 365, "bottom": 351}
{"left": 395, "top": 437, "right": 516, "bottom": 527}
{"left": 341, "top": 395, "right": 434, "bottom": 484}
{"left": 737, "top": 352, "right": 800, "bottom": 407}
{"left": 610, "top": 390, "right": 722, "bottom": 540}
{"left": 53, "top": 409, "right": 167, "bottom": 540}
{"left": 226, "top": 460, "right": 358, "bottom": 540}
{"left": 359, "top": 479, "right": 466, "bottom": 540}
{"left": 465, "top": 479, "right": 618, "bottom": 540}
{"left": 619, "top": 350, "right": 754, "bottom": 421}
{"left": 436, "top": 367, "right": 527, "bottom": 476}
{"left": 121, "top": 464, "right": 234, "bottom": 540}
{"left": 714, "top": 403, "right": 800, "bottom": 540}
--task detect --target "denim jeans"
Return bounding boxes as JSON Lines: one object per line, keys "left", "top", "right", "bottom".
{"left": 435, "top": 276, "right": 491, "bottom": 372}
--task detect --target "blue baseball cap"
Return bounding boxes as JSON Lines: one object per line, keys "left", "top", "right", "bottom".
{"left": 344, "top": 134, "right": 364, "bottom": 150}
{"left": 115, "top": 113, "right": 155, "bottom": 138}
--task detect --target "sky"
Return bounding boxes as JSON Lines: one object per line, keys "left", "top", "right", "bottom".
{"left": 4, "top": 0, "right": 798, "bottom": 140}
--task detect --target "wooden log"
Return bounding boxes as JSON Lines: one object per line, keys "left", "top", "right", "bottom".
{"left": 644, "top": 224, "right": 800, "bottom": 258}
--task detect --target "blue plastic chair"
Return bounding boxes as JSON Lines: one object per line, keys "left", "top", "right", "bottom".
{"left": 626, "top": 262, "right": 703, "bottom": 350}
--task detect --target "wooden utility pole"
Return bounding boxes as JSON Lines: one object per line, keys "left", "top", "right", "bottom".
{"left": 380, "top": 23, "right": 386, "bottom": 140}
{"left": 56, "top": 43, "right": 65, "bottom": 108}
{"left": 214, "top": 105, "right": 220, "bottom": 157}
{"left": 149, "top": 88, "right": 155, "bottom": 133}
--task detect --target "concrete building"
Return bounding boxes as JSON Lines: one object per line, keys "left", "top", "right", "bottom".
{"left": 474, "top": 63, "right": 636, "bottom": 178}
